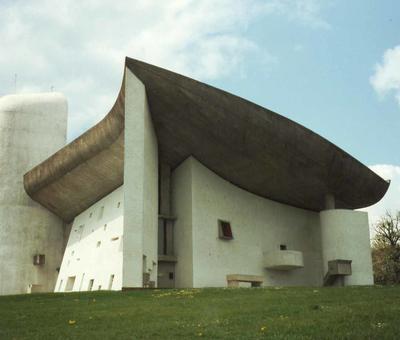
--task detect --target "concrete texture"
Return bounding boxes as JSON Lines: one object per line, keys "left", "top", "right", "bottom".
{"left": 24, "top": 58, "right": 388, "bottom": 223}
{"left": 0, "top": 93, "right": 67, "bottom": 295}
{"left": 320, "top": 209, "right": 374, "bottom": 285}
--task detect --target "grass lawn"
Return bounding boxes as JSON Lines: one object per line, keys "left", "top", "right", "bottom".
{"left": 0, "top": 286, "right": 399, "bottom": 339}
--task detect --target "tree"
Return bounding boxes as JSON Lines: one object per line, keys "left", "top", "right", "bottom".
{"left": 372, "top": 211, "right": 400, "bottom": 284}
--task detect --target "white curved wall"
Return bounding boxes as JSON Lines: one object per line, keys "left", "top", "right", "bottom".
{"left": 0, "top": 93, "right": 67, "bottom": 295}
{"left": 172, "top": 157, "right": 323, "bottom": 288}
{"left": 320, "top": 209, "right": 373, "bottom": 285}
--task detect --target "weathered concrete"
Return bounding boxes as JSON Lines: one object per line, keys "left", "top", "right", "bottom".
{"left": 0, "top": 93, "right": 67, "bottom": 295}
{"left": 23, "top": 58, "right": 389, "bottom": 223}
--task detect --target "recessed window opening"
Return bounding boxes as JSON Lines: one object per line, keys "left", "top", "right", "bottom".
{"left": 218, "top": 220, "right": 233, "bottom": 240}
{"left": 65, "top": 276, "right": 76, "bottom": 292}
{"left": 98, "top": 206, "right": 104, "bottom": 220}
{"left": 96, "top": 241, "right": 101, "bottom": 248}
{"left": 117, "top": 201, "right": 121, "bottom": 208}
{"left": 280, "top": 244, "right": 287, "bottom": 250}
{"left": 78, "top": 225, "right": 85, "bottom": 241}
{"left": 79, "top": 273, "right": 85, "bottom": 291}
{"left": 98, "top": 285, "right": 102, "bottom": 290}
{"left": 89, "top": 212, "right": 93, "bottom": 218}
{"left": 88, "top": 279, "right": 94, "bottom": 291}
{"left": 108, "top": 274, "right": 115, "bottom": 290}
{"left": 104, "top": 224, "right": 107, "bottom": 231}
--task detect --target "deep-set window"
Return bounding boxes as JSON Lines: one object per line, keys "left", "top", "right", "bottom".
{"left": 218, "top": 220, "right": 233, "bottom": 240}
{"left": 280, "top": 244, "right": 287, "bottom": 250}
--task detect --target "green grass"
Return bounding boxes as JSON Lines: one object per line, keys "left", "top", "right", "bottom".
{"left": 0, "top": 286, "right": 399, "bottom": 339}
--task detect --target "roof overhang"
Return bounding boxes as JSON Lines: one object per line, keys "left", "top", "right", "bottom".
{"left": 24, "top": 57, "right": 389, "bottom": 222}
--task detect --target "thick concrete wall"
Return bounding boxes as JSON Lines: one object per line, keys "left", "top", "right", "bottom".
{"left": 171, "top": 159, "right": 194, "bottom": 288}
{"left": 123, "top": 68, "right": 158, "bottom": 288}
{"left": 55, "top": 186, "right": 124, "bottom": 292}
{"left": 0, "top": 93, "right": 67, "bottom": 295}
{"left": 171, "top": 157, "right": 323, "bottom": 288}
{"left": 320, "top": 209, "right": 373, "bottom": 285}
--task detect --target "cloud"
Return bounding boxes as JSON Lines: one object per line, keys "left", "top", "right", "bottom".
{"left": 0, "top": 0, "right": 329, "bottom": 140}
{"left": 370, "top": 45, "right": 400, "bottom": 107}
{"left": 362, "top": 164, "right": 400, "bottom": 238}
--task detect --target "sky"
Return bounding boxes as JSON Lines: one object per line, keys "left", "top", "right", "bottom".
{"left": 0, "top": 0, "right": 399, "bottom": 234}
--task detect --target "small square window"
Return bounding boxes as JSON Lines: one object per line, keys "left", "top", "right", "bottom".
{"left": 218, "top": 220, "right": 233, "bottom": 240}
{"left": 280, "top": 244, "right": 287, "bottom": 250}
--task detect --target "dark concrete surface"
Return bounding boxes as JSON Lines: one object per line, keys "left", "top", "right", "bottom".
{"left": 23, "top": 58, "right": 389, "bottom": 222}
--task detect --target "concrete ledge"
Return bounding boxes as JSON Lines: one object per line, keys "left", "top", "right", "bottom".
{"left": 263, "top": 250, "right": 304, "bottom": 270}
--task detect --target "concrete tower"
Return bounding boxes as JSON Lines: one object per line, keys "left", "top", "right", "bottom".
{"left": 0, "top": 93, "right": 68, "bottom": 295}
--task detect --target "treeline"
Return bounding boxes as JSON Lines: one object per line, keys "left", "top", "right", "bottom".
{"left": 371, "top": 211, "right": 400, "bottom": 284}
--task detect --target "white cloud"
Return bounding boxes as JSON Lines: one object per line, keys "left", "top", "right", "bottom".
{"left": 0, "top": 0, "right": 329, "bottom": 139}
{"left": 370, "top": 45, "right": 400, "bottom": 107}
{"left": 362, "top": 164, "right": 400, "bottom": 238}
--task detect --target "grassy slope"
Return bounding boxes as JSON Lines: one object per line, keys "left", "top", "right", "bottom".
{"left": 0, "top": 286, "right": 399, "bottom": 339}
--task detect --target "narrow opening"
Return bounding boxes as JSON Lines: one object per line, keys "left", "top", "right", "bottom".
{"left": 280, "top": 244, "right": 287, "bottom": 250}
{"left": 98, "top": 206, "right": 104, "bottom": 220}
{"left": 89, "top": 212, "right": 93, "bottom": 218}
{"left": 98, "top": 285, "right": 102, "bottom": 290}
{"left": 143, "top": 255, "right": 147, "bottom": 273}
{"left": 79, "top": 273, "right": 85, "bottom": 291}
{"left": 65, "top": 276, "right": 76, "bottom": 292}
{"left": 78, "top": 225, "right": 84, "bottom": 241}
{"left": 218, "top": 220, "right": 233, "bottom": 240}
{"left": 104, "top": 224, "right": 107, "bottom": 231}
{"left": 111, "top": 236, "right": 119, "bottom": 241}
{"left": 117, "top": 202, "right": 121, "bottom": 208}
{"left": 71, "top": 250, "right": 74, "bottom": 256}
{"left": 88, "top": 279, "right": 94, "bottom": 291}
{"left": 169, "top": 272, "right": 174, "bottom": 280}
{"left": 96, "top": 241, "right": 101, "bottom": 248}
{"left": 163, "top": 220, "right": 168, "bottom": 255}
{"left": 108, "top": 274, "right": 115, "bottom": 290}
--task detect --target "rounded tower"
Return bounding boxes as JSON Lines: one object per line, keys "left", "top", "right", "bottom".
{"left": 0, "top": 92, "right": 68, "bottom": 295}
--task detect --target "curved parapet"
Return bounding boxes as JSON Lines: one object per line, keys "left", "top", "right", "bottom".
{"left": 0, "top": 92, "right": 67, "bottom": 295}
{"left": 24, "top": 58, "right": 389, "bottom": 222}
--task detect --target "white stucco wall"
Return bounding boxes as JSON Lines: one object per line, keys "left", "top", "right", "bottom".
{"left": 56, "top": 186, "right": 124, "bottom": 292}
{"left": 171, "top": 157, "right": 323, "bottom": 288}
{"left": 320, "top": 209, "right": 373, "bottom": 285}
{"left": 123, "top": 68, "right": 158, "bottom": 288}
{"left": 171, "top": 159, "right": 193, "bottom": 288}
{"left": 0, "top": 93, "right": 67, "bottom": 295}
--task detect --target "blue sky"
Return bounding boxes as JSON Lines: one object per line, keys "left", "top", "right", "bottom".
{"left": 209, "top": 0, "right": 400, "bottom": 166}
{"left": 0, "top": 0, "right": 399, "bottom": 228}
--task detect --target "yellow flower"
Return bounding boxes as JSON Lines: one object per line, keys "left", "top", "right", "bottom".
{"left": 68, "top": 320, "right": 76, "bottom": 325}
{"left": 261, "top": 326, "right": 267, "bottom": 332}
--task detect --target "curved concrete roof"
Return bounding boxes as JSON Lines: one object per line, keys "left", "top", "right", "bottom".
{"left": 24, "top": 57, "right": 389, "bottom": 222}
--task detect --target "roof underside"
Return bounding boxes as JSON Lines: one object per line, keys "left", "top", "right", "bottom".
{"left": 24, "top": 58, "right": 389, "bottom": 222}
